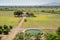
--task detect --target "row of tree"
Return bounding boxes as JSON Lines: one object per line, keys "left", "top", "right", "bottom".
{"left": 0, "top": 25, "right": 12, "bottom": 35}
{"left": 14, "top": 10, "right": 36, "bottom": 17}
{"left": 0, "top": 8, "right": 14, "bottom": 11}
{"left": 41, "top": 10, "right": 60, "bottom": 14}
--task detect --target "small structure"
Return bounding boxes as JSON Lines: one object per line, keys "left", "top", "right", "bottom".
{"left": 22, "top": 12, "right": 28, "bottom": 17}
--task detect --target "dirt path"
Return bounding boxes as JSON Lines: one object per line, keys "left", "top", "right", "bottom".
{"left": 3, "top": 17, "right": 26, "bottom": 40}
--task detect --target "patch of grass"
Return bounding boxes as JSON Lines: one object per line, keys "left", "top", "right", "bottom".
{"left": 22, "top": 13, "right": 60, "bottom": 28}
{"left": 0, "top": 11, "right": 20, "bottom": 27}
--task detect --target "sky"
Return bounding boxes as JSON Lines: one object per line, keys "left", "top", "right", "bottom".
{"left": 0, "top": 0, "right": 60, "bottom": 6}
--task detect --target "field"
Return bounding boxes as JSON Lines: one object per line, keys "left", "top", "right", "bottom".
{"left": 0, "top": 8, "right": 60, "bottom": 28}
{"left": 0, "top": 7, "right": 60, "bottom": 40}
{"left": 22, "top": 8, "right": 60, "bottom": 28}
{"left": 0, "top": 11, "right": 20, "bottom": 27}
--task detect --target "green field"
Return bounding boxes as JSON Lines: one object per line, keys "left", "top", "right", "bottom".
{"left": 22, "top": 12, "right": 60, "bottom": 28}
{"left": 0, "top": 11, "right": 20, "bottom": 27}
{"left": 0, "top": 8, "right": 60, "bottom": 28}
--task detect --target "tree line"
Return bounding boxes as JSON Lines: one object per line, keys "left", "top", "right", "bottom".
{"left": 41, "top": 10, "right": 60, "bottom": 14}
{"left": 14, "top": 10, "right": 36, "bottom": 17}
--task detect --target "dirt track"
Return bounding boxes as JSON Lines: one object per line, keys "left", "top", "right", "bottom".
{"left": 2, "top": 17, "right": 26, "bottom": 40}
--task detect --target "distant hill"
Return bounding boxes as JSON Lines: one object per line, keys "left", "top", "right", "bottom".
{"left": 44, "top": 2, "right": 60, "bottom": 6}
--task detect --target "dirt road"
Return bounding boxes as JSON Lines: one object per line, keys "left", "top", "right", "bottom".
{"left": 3, "top": 17, "right": 26, "bottom": 40}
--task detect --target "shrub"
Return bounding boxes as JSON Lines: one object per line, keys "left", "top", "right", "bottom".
{"left": 14, "top": 10, "right": 23, "bottom": 17}
{"left": 0, "top": 26, "right": 3, "bottom": 34}
{"left": 0, "top": 29, "right": 2, "bottom": 34}
{"left": 9, "top": 25, "right": 13, "bottom": 29}
{"left": 56, "top": 27, "right": 60, "bottom": 35}
{"left": 3, "top": 25, "right": 8, "bottom": 29}
{"left": 3, "top": 29, "right": 9, "bottom": 35}
{"left": 0, "top": 26, "right": 2, "bottom": 29}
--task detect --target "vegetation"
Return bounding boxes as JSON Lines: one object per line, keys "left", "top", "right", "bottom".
{"left": 0, "top": 7, "right": 60, "bottom": 28}
{"left": 0, "top": 7, "right": 60, "bottom": 40}
{"left": 14, "top": 10, "right": 23, "bottom": 17}
{"left": 0, "top": 11, "right": 20, "bottom": 27}
{"left": 0, "top": 25, "right": 13, "bottom": 35}
{"left": 14, "top": 10, "right": 36, "bottom": 17}
{"left": 22, "top": 13, "right": 60, "bottom": 28}
{"left": 13, "top": 29, "right": 43, "bottom": 40}
{"left": 45, "top": 27, "right": 60, "bottom": 40}
{"left": 41, "top": 10, "right": 60, "bottom": 14}
{"left": 13, "top": 32, "right": 24, "bottom": 40}
{"left": 56, "top": 27, "right": 60, "bottom": 35}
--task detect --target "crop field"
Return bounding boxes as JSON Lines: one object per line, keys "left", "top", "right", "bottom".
{"left": 22, "top": 8, "right": 60, "bottom": 28}
{"left": 0, "top": 11, "right": 20, "bottom": 27}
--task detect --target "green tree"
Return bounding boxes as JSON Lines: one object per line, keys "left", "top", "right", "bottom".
{"left": 56, "top": 27, "right": 60, "bottom": 35}
{"left": 14, "top": 10, "right": 23, "bottom": 17}
{"left": 0, "top": 26, "right": 2, "bottom": 34}
{"left": 9, "top": 25, "right": 13, "bottom": 29}
{"left": 35, "top": 33, "right": 42, "bottom": 40}
{"left": 3, "top": 25, "right": 10, "bottom": 35}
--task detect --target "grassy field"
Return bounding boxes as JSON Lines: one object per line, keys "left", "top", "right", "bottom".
{"left": 0, "top": 11, "right": 20, "bottom": 27}
{"left": 0, "top": 8, "right": 60, "bottom": 28}
{"left": 22, "top": 12, "right": 60, "bottom": 28}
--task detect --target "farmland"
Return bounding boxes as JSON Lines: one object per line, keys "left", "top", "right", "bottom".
{"left": 0, "top": 11, "right": 20, "bottom": 27}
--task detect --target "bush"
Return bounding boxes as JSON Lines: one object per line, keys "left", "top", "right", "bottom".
{"left": 14, "top": 10, "right": 23, "bottom": 17}
{"left": 0, "top": 26, "right": 2, "bottom": 29}
{"left": 45, "top": 33, "right": 57, "bottom": 40}
{"left": 56, "top": 27, "right": 60, "bottom": 35}
{"left": 3, "top": 25, "right": 8, "bottom": 29}
{"left": 9, "top": 25, "right": 13, "bottom": 29}
{"left": 13, "top": 32, "right": 24, "bottom": 40}
{"left": 41, "top": 10, "right": 45, "bottom": 12}
{"left": 0, "top": 26, "right": 3, "bottom": 34}
{"left": 24, "top": 19, "right": 27, "bottom": 22}
{"left": 0, "top": 29, "right": 2, "bottom": 34}
{"left": 0, "top": 25, "right": 13, "bottom": 35}
{"left": 3, "top": 29, "right": 9, "bottom": 35}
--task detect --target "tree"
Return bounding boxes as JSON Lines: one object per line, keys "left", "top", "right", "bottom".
{"left": 3, "top": 25, "right": 10, "bottom": 35}
{"left": 41, "top": 10, "right": 45, "bottom": 12}
{"left": 45, "top": 33, "right": 56, "bottom": 40}
{"left": 9, "top": 25, "right": 13, "bottom": 29}
{"left": 24, "top": 19, "right": 27, "bottom": 22}
{"left": 13, "top": 32, "right": 24, "bottom": 40}
{"left": 19, "top": 32, "right": 24, "bottom": 40}
{"left": 56, "top": 27, "right": 60, "bottom": 35}
{"left": 0, "top": 26, "right": 2, "bottom": 34}
{"left": 35, "top": 33, "right": 42, "bottom": 40}
{"left": 14, "top": 10, "right": 23, "bottom": 17}
{"left": 51, "top": 10, "right": 55, "bottom": 13}
{"left": 3, "top": 25, "right": 8, "bottom": 29}
{"left": 0, "top": 26, "right": 2, "bottom": 29}
{"left": 26, "top": 12, "right": 30, "bottom": 17}
{"left": 3, "top": 29, "right": 9, "bottom": 35}
{"left": 0, "top": 29, "right": 2, "bottom": 34}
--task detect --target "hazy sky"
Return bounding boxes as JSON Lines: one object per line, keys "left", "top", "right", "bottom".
{"left": 0, "top": 0, "right": 60, "bottom": 6}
